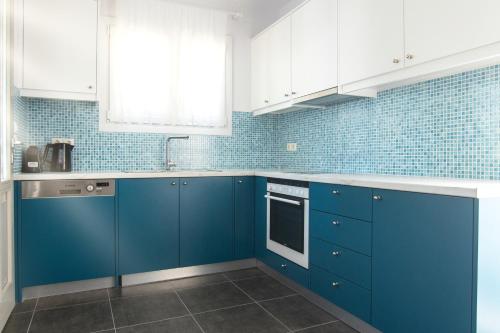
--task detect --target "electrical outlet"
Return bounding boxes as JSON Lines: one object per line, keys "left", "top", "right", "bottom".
{"left": 287, "top": 143, "right": 298, "bottom": 152}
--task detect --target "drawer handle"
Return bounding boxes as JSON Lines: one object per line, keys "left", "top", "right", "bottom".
{"left": 331, "top": 282, "right": 341, "bottom": 288}
{"left": 332, "top": 190, "right": 341, "bottom": 195}
{"left": 183, "top": 182, "right": 188, "bottom": 186}
{"left": 281, "top": 264, "right": 287, "bottom": 269}
{"left": 373, "top": 195, "right": 382, "bottom": 201}
{"left": 238, "top": 180, "right": 243, "bottom": 184}
{"left": 171, "top": 182, "right": 177, "bottom": 186}
{"left": 332, "top": 251, "right": 342, "bottom": 257}
{"left": 332, "top": 221, "right": 341, "bottom": 226}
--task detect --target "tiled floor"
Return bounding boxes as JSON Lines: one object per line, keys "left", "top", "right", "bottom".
{"left": 3, "top": 268, "right": 359, "bottom": 333}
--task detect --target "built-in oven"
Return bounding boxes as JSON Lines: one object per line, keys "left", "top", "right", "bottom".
{"left": 266, "top": 178, "right": 309, "bottom": 268}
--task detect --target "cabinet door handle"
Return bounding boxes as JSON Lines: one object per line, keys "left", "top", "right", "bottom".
{"left": 406, "top": 54, "right": 414, "bottom": 60}
{"left": 238, "top": 180, "right": 243, "bottom": 184}
{"left": 88, "top": 85, "right": 93, "bottom": 89}
{"left": 393, "top": 58, "right": 400, "bottom": 64}
{"left": 332, "top": 251, "right": 342, "bottom": 257}
{"left": 332, "top": 221, "right": 341, "bottom": 226}
{"left": 281, "top": 264, "right": 287, "bottom": 269}
{"left": 284, "top": 93, "right": 290, "bottom": 97}
{"left": 264, "top": 100, "right": 269, "bottom": 103}
{"left": 373, "top": 195, "right": 382, "bottom": 201}
{"left": 183, "top": 181, "right": 188, "bottom": 186}
{"left": 291, "top": 92, "right": 297, "bottom": 95}
{"left": 331, "top": 282, "right": 341, "bottom": 288}
{"left": 332, "top": 190, "right": 341, "bottom": 195}
{"left": 171, "top": 182, "right": 177, "bottom": 186}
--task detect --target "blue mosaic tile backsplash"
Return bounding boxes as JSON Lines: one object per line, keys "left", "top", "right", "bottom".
{"left": 13, "top": 64, "right": 500, "bottom": 180}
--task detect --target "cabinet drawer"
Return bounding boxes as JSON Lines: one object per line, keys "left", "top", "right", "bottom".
{"left": 311, "top": 266, "right": 371, "bottom": 323}
{"left": 310, "top": 210, "right": 372, "bottom": 256}
{"left": 261, "top": 250, "right": 309, "bottom": 288}
{"left": 311, "top": 238, "right": 371, "bottom": 290}
{"left": 310, "top": 183, "right": 372, "bottom": 221}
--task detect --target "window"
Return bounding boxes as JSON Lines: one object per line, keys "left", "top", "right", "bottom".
{"left": 99, "top": 0, "right": 232, "bottom": 135}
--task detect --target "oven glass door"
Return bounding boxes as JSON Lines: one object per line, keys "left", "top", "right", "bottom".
{"left": 268, "top": 193, "right": 305, "bottom": 254}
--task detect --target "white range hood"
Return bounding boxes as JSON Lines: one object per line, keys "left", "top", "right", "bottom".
{"left": 252, "top": 87, "right": 377, "bottom": 116}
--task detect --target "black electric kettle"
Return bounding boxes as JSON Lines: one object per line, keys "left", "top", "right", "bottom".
{"left": 43, "top": 143, "right": 74, "bottom": 172}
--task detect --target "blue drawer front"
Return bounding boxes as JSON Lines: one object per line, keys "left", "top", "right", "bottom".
{"left": 310, "top": 183, "right": 372, "bottom": 221}
{"left": 311, "top": 238, "right": 371, "bottom": 290}
{"left": 261, "top": 250, "right": 309, "bottom": 288}
{"left": 310, "top": 266, "right": 371, "bottom": 323}
{"left": 310, "top": 210, "right": 372, "bottom": 256}
{"left": 118, "top": 179, "right": 180, "bottom": 275}
{"left": 21, "top": 196, "right": 115, "bottom": 287}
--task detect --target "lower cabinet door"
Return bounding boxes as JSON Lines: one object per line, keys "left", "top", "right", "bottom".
{"left": 21, "top": 196, "right": 115, "bottom": 287}
{"left": 254, "top": 177, "right": 267, "bottom": 260}
{"left": 180, "top": 177, "right": 234, "bottom": 267}
{"left": 118, "top": 179, "right": 180, "bottom": 275}
{"left": 235, "top": 177, "right": 255, "bottom": 259}
{"left": 372, "top": 190, "right": 474, "bottom": 333}
{"left": 310, "top": 266, "right": 371, "bottom": 323}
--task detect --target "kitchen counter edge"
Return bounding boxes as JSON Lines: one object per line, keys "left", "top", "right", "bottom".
{"left": 13, "top": 170, "right": 500, "bottom": 199}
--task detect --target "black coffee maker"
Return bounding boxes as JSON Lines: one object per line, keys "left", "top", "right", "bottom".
{"left": 43, "top": 143, "right": 74, "bottom": 172}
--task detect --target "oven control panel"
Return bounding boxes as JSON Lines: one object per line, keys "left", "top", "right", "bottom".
{"left": 267, "top": 183, "right": 309, "bottom": 199}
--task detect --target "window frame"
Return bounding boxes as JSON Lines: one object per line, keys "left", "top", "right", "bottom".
{"left": 97, "top": 15, "right": 233, "bottom": 136}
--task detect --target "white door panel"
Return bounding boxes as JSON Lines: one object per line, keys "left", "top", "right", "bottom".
{"left": 338, "top": 0, "right": 404, "bottom": 84}
{"left": 405, "top": 0, "right": 500, "bottom": 66}
{"left": 23, "top": 0, "right": 97, "bottom": 93}
{"left": 292, "top": 0, "right": 338, "bottom": 98}
{"left": 268, "top": 16, "right": 292, "bottom": 105}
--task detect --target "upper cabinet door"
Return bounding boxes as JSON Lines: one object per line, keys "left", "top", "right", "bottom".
{"left": 292, "top": 0, "right": 338, "bottom": 98}
{"left": 338, "top": 0, "right": 404, "bottom": 85}
{"left": 23, "top": 0, "right": 97, "bottom": 95}
{"left": 405, "top": 0, "right": 500, "bottom": 66}
{"left": 268, "top": 16, "right": 292, "bottom": 105}
{"left": 251, "top": 33, "right": 270, "bottom": 110}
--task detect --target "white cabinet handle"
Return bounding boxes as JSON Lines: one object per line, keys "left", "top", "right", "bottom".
{"left": 332, "top": 251, "right": 342, "bottom": 257}
{"left": 393, "top": 58, "right": 400, "bottom": 64}
{"left": 332, "top": 221, "right": 341, "bottom": 226}
{"left": 373, "top": 195, "right": 382, "bottom": 201}
{"left": 406, "top": 54, "right": 414, "bottom": 60}
{"left": 331, "top": 282, "right": 341, "bottom": 288}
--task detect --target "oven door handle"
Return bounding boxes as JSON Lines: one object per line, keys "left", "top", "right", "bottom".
{"left": 264, "top": 194, "right": 302, "bottom": 206}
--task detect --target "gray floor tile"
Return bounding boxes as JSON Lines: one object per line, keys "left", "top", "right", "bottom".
{"left": 36, "top": 289, "right": 108, "bottom": 310}
{"left": 224, "top": 268, "right": 267, "bottom": 281}
{"left": 195, "top": 303, "right": 288, "bottom": 333}
{"left": 2, "top": 312, "right": 32, "bottom": 333}
{"left": 297, "top": 321, "right": 359, "bottom": 333}
{"left": 111, "top": 292, "right": 188, "bottom": 328}
{"left": 260, "top": 295, "right": 336, "bottom": 331}
{"left": 234, "top": 276, "right": 296, "bottom": 301}
{"left": 177, "top": 282, "right": 252, "bottom": 313}
{"left": 29, "top": 301, "right": 113, "bottom": 333}
{"left": 109, "top": 281, "right": 174, "bottom": 299}
{"left": 11, "top": 299, "right": 36, "bottom": 314}
{"left": 169, "top": 273, "right": 229, "bottom": 290}
{"left": 116, "top": 316, "right": 202, "bottom": 333}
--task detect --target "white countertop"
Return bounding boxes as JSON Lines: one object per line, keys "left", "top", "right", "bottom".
{"left": 13, "top": 170, "right": 500, "bottom": 199}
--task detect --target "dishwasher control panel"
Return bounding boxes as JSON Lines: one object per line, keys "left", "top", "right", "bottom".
{"left": 22, "top": 180, "right": 115, "bottom": 199}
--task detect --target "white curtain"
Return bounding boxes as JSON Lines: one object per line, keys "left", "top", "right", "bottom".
{"left": 108, "top": 0, "right": 229, "bottom": 127}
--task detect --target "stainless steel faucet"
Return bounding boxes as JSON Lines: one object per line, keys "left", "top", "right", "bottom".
{"left": 165, "top": 136, "right": 189, "bottom": 170}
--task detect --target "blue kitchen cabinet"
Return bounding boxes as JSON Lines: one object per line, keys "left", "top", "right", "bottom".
{"left": 20, "top": 195, "right": 115, "bottom": 287}
{"left": 180, "top": 177, "right": 234, "bottom": 267}
{"left": 118, "top": 178, "right": 180, "bottom": 275}
{"left": 235, "top": 177, "right": 255, "bottom": 259}
{"left": 310, "top": 183, "right": 372, "bottom": 222}
{"left": 254, "top": 177, "right": 267, "bottom": 260}
{"left": 372, "top": 189, "right": 474, "bottom": 333}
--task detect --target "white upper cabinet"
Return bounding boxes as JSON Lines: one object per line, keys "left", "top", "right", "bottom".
{"left": 291, "top": 0, "right": 338, "bottom": 98}
{"left": 404, "top": 0, "right": 500, "bottom": 66}
{"left": 251, "top": 33, "right": 270, "bottom": 110}
{"left": 338, "top": 0, "right": 404, "bottom": 85}
{"left": 21, "top": 0, "right": 98, "bottom": 100}
{"left": 268, "top": 16, "right": 292, "bottom": 105}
